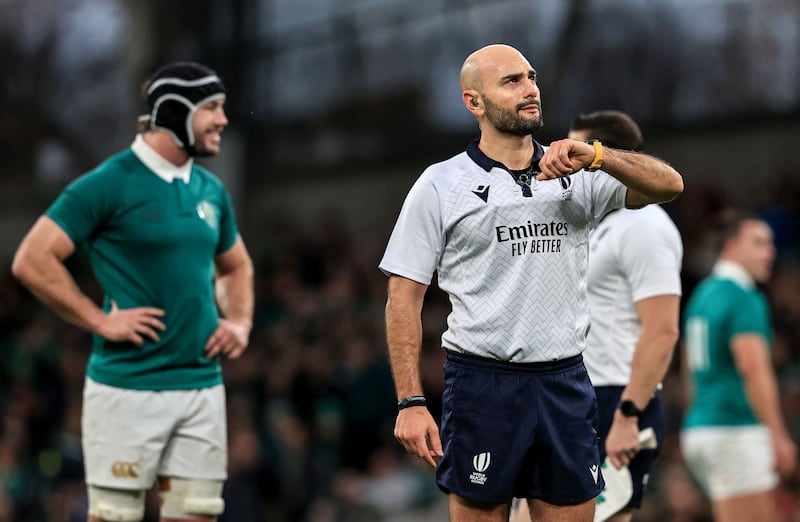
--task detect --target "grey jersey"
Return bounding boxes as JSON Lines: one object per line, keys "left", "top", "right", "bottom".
{"left": 380, "top": 141, "right": 627, "bottom": 362}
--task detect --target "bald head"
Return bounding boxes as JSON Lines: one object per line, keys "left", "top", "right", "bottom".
{"left": 460, "top": 44, "right": 532, "bottom": 91}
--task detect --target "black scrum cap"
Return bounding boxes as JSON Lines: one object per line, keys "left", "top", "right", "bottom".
{"left": 143, "top": 62, "right": 226, "bottom": 155}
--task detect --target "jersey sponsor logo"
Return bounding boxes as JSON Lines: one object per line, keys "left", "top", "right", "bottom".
{"left": 495, "top": 221, "right": 569, "bottom": 241}
{"left": 196, "top": 201, "right": 218, "bottom": 230}
{"left": 472, "top": 184, "right": 490, "bottom": 203}
{"left": 111, "top": 461, "right": 140, "bottom": 478}
{"left": 496, "top": 221, "right": 568, "bottom": 256}
{"left": 469, "top": 452, "right": 491, "bottom": 485}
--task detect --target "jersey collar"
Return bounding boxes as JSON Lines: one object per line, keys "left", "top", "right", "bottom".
{"left": 131, "top": 134, "right": 193, "bottom": 184}
{"left": 466, "top": 138, "right": 545, "bottom": 173}
{"left": 713, "top": 260, "right": 755, "bottom": 289}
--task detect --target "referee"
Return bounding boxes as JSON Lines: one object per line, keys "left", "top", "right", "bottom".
{"left": 380, "top": 44, "right": 683, "bottom": 522}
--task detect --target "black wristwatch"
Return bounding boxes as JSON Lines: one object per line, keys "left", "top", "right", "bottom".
{"left": 618, "top": 400, "right": 644, "bottom": 418}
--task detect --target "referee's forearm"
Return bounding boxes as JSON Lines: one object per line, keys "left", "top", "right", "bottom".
{"left": 385, "top": 300, "right": 424, "bottom": 399}
{"left": 604, "top": 148, "right": 684, "bottom": 204}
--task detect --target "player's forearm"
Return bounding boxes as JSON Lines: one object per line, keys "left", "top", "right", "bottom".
{"left": 12, "top": 252, "right": 106, "bottom": 333}
{"left": 215, "top": 261, "right": 254, "bottom": 330}
{"left": 744, "top": 367, "right": 791, "bottom": 437}
{"left": 622, "top": 329, "right": 678, "bottom": 407}
{"left": 385, "top": 295, "right": 425, "bottom": 399}
{"left": 602, "top": 149, "right": 683, "bottom": 204}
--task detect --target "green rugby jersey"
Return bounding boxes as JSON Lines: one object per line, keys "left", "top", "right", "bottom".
{"left": 46, "top": 148, "right": 238, "bottom": 390}
{"left": 682, "top": 262, "right": 773, "bottom": 428}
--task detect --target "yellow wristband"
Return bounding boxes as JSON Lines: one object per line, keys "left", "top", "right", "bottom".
{"left": 586, "top": 139, "right": 603, "bottom": 172}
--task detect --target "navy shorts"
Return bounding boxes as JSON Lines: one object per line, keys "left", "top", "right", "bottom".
{"left": 436, "top": 351, "right": 604, "bottom": 505}
{"left": 594, "top": 386, "right": 664, "bottom": 509}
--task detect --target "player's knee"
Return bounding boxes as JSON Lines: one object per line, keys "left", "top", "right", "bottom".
{"left": 88, "top": 485, "right": 146, "bottom": 522}
{"left": 160, "top": 478, "right": 225, "bottom": 518}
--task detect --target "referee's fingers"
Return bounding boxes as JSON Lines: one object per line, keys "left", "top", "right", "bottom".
{"left": 428, "top": 430, "right": 443, "bottom": 459}
{"left": 417, "top": 439, "right": 437, "bottom": 469}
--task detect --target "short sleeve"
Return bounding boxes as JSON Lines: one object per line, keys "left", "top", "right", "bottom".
{"left": 45, "top": 170, "right": 114, "bottom": 246}
{"left": 618, "top": 210, "right": 683, "bottom": 302}
{"left": 379, "top": 170, "right": 444, "bottom": 285}
{"left": 731, "top": 291, "right": 771, "bottom": 339}
{"left": 590, "top": 171, "right": 628, "bottom": 221}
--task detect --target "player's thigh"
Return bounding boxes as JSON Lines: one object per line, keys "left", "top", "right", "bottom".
{"left": 529, "top": 497, "right": 595, "bottom": 522}
{"left": 82, "top": 378, "right": 172, "bottom": 490}
{"left": 159, "top": 384, "right": 227, "bottom": 481}
{"left": 508, "top": 497, "right": 598, "bottom": 522}
{"left": 680, "top": 426, "right": 777, "bottom": 500}
{"left": 712, "top": 490, "right": 776, "bottom": 522}
{"left": 448, "top": 493, "right": 510, "bottom": 522}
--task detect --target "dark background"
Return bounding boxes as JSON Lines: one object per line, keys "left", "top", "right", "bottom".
{"left": 0, "top": 0, "right": 799, "bottom": 520}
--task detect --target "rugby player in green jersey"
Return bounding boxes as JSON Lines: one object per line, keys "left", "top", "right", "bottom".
{"left": 681, "top": 214, "right": 796, "bottom": 522}
{"left": 12, "top": 62, "right": 254, "bottom": 522}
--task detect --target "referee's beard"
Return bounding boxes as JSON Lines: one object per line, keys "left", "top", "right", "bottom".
{"left": 483, "top": 97, "right": 544, "bottom": 136}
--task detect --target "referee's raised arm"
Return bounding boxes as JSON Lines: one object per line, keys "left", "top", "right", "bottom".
{"left": 537, "top": 138, "right": 684, "bottom": 208}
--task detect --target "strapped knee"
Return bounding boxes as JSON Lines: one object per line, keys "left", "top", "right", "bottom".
{"left": 160, "top": 478, "right": 225, "bottom": 518}
{"left": 87, "top": 486, "right": 146, "bottom": 522}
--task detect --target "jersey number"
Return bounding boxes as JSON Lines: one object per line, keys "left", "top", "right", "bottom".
{"left": 685, "top": 317, "right": 710, "bottom": 371}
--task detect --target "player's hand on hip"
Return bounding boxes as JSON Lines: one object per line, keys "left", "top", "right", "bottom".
{"left": 606, "top": 416, "right": 641, "bottom": 469}
{"left": 98, "top": 300, "right": 166, "bottom": 346}
{"left": 205, "top": 318, "right": 250, "bottom": 360}
{"left": 537, "top": 139, "right": 594, "bottom": 180}
{"left": 394, "top": 407, "right": 443, "bottom": 469}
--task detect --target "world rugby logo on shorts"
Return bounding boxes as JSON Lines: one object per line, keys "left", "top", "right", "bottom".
{"left": 469, "top": 452, "right": 491, "bottom": 485}
{"left": 473, "top": 452, "right": 491, "bottom": 472}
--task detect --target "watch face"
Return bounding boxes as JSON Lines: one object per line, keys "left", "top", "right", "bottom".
{"left": 620, "top": 400, "right": 641, "bottom": 417}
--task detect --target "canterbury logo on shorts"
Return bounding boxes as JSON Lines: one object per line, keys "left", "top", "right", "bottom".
{"left": 111, "top": 461, "right": 140, "bottom": 478}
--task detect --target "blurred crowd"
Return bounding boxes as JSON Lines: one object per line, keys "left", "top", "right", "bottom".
{"left": 0, "top": 168, "right": 799, "bottom": 522}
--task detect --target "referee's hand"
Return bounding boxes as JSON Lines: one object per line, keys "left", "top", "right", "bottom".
{"left": 394, "top": 407, "right": 443, "bottom": 469}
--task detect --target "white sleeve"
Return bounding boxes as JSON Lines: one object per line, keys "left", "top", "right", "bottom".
{"left": 378, "top": 169, "right": 445, "bottom": 285}
{"left": 618, "top": 211, "right": 683, "bottom": 302}
{"left": 590, "top": 170, "right": 628, "bottom": 221}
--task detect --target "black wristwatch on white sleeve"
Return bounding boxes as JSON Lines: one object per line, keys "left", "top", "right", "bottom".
{"left": 618, "top": 399, "right": 644, "bottom": 418}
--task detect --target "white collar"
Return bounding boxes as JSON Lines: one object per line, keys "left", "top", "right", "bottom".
{"left": 712, "top": 260, "right": 755, "bottom": 289}
{"left": 131, "top": 134, "right": 192, "bottom": 184}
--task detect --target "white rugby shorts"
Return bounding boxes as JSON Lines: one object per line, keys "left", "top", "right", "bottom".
{"left": 680, "top": 425, "right": 777, "bottom": 500}
{"left": 82, "top": 377, "right": 227, "bottom": 489}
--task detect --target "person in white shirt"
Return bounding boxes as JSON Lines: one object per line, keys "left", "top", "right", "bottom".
{"left": 380, "top": 46, "right": 684, "bottom": 522}
{"left": 574, "top": 110, "right": 682, "bottom": 522}
{"left": 510, "top": 110, "right": 683, "bottom": 522}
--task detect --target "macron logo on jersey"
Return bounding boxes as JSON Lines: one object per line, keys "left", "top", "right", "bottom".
{"left": 472, "top": 184, "right": 490, "bottom": 203}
